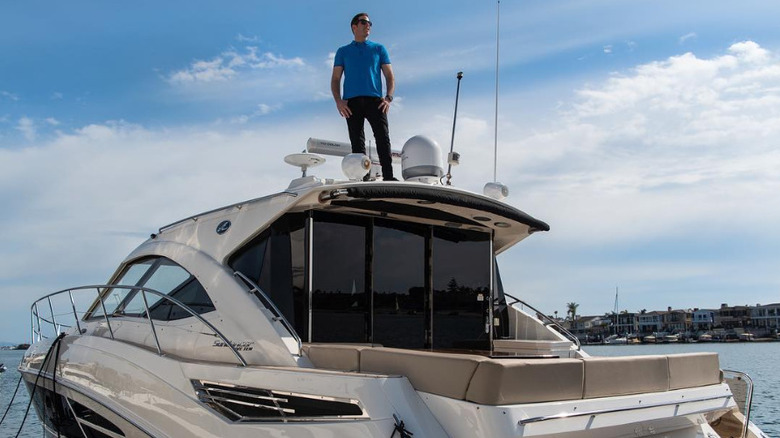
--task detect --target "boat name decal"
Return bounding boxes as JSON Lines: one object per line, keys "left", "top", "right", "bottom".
{"left": 213, "top": 340, "right": 255, "bottom": 351}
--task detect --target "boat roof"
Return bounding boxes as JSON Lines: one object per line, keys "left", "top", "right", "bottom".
{"left": 147, "top": 178, "right": 550, "bottom": 264}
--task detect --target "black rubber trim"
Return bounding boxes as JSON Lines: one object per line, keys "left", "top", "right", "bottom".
{"left": 330, "top": 200, "right": 483, "bottom": 226}
{"left": 341, "top": 185, "right": 550, "bottom": 231}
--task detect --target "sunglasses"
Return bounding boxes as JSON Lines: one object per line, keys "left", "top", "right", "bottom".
{"left": 357, "top": 18, "right": 372, "bottom": 26}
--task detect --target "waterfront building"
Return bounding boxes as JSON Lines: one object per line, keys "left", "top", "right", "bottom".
{"left": 663, "top": 307, "right": 692, "bottom": 332}
{"left": 716, "top": 303, "right": 752, "bottom": 329}
{"left": 615, "top": 311, "right": 639, "bottom": 335}
{"left": 692, "top": 308, "right": 716, "bottom": 331}
{"left": 638, "top": 311, "right": 664, "bottom": 333}
{"left": 751, "top": 303, "right": 780, "bottom": 331}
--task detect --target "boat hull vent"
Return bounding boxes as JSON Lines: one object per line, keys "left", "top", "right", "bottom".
{"left": 192, "top": 380, "right": 366, "bottom": 422}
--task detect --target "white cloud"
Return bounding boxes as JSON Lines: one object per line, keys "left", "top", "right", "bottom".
{"left": 168, "top": 46, "right": 307, "bottom": 84}
{"left": 251, "top": 52, "right": 305, "bottom": 69}
{"left": 679, "top": 32, "right": 697, "bottom": 44}
{"left": 169, "top": 57, "right": 237, "bottom": 83}
{"left": 603, "top": 45, "right": 613, "bottom": 54}
{"left": 728, "top": 40, "right": 769, "bottom": 63}
{"left": 236, "top": 33, "right": 260, "bottom": 43}
{"left": 255, "top": 103, "right": 275, "bottom": 115}
{"left": 16, "top": 117, "right": 36, "bottom": 141}
{"left": 1, "top": 90, "right": 19, "bottom": 101}
{"left": 51, "top": 92, "right": 64, "bottom": 100}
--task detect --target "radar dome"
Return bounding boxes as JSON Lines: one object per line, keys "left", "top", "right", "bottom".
{"left": 401, "top": 135, "right": 444, "bottom": 183}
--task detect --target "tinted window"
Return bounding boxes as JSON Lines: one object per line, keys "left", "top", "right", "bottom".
{"left": 229, "top": 214, "right": 307, "bottom": 339}
{"left": 98, "top": 257, "right": 215, "bottom": 321}
{"left": 98, "top": 259, "right": 155, "bottom": 316}
{"left": 228, "top": 212, "right": 498, "bottom": 351}
{"left": 432, "top": 228, "right": 491, "bottom": 349}
{"left": 123, "top": 260, "right": 190, "bottom": 315}
{"left": 373, "top": 221, "right": 426, "bottom": 348}
{"left": 311, "top": 215, "right": 368, "bottom": 343}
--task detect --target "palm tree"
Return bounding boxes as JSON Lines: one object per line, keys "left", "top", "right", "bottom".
{"left": 566, "top": 302, "right": 579, "bottom": 322}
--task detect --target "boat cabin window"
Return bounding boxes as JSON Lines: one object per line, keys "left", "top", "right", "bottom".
{"left": 94, "top": 257, "right": 215, "bottom": 321}
{"left": 231, "top": 212, "right": 505, "bottom": 351}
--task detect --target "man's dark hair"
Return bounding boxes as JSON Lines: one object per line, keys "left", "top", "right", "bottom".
{"left": 350, "top": 12, "right": 368, "bottom": 26}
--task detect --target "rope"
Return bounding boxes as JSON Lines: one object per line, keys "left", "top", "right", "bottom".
{"left": 391, "top": 413, "right": 414, "bottom": 438}
{"left": 13, "top": 333, "right": 66, "bottom": 437}
{"left": 0, "top": 375, "right": 23, "bottom": 426}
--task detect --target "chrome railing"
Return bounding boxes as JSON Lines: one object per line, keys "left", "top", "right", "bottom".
{"left": 30, "top": 285, "right": 247, "bottom": 367}
{"left": 503, "top": 292, "right": 581, "bottom": 350}
{"left": 233, "top": 271, "right": 302, "bottom": 353}
{"left": 723, "top": 369, "right": 754, "bottom": 438}
{"left": 518, "top": 393, "right": 732, "bottom": 425}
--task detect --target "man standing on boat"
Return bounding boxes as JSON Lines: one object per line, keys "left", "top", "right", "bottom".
{"left": 331, "top": 12, "right": 397, "bottom": 181}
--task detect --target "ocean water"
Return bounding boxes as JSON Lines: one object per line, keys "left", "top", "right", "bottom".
{"left": 2, "top": 344, "right": 778, "bottom": 436}
{"left": 0, "top": 350, "right": 41, "bottom": 437}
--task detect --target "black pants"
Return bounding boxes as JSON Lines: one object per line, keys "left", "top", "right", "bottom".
{"left": 346, "top": 96, "right": 394, "bottom": 179}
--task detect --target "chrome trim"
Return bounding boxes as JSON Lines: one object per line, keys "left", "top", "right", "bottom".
{"left": 140, "top": 289, "right": 163, "bottom": 356}
{"left": 203, "top": 394, "right": 296, "bottom": 414}
{"left": 307, "top": 213, "right": 314, "bottom": 343}
{"left": 193, "top": 380, "right": 369, "bottom": 423}
{"left": 504, "top": 292, "right": 581, "bottom": 350}
{"left": 318, "top": 188, "right": 348, "bottom": 203}
{"left": 518, "top": 393, "right": 732, "bottom": 425}
{"left": 68, "top": 290, "right": 83, "bottom": 335}
{"left": 48, "top": 296, "right": 60, "bottom": 334}
{"left": 63, "top": 397, "right": 91, "bottom": 438}
{"left": 96, "top": 288, "right": 115, "bottom": 339}
{"left": 488, "top": 235, "right": 495, "bottom": 353}
{"left": 30, "top": 285, "right": 247, "bottom": 367}
{"left": 205, "top": 386, "right": 289, "bottom": 404}
{"left": 233, "top": 271, "right": 302, "bottom": 352}
{"left": 724, "top": 369, "right": 754, "bottom": 438}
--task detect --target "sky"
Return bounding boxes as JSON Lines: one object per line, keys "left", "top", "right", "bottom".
{"left": 2, "top": 0, "right": 780, "bottom": 343}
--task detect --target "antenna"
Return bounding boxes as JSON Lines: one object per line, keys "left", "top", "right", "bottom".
{"left": 493, "top": 0, "right": 500, "bottom": 183}
{"left": 483, "top": 0, "right": 509, "bottom": 200}
{"left": 445, "top": 71, "right": 464, "bottom": 186}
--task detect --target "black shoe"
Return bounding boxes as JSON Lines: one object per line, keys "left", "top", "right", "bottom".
{"left": 362, "top": 174, "right": 372, "bottom": 181}
{"left": 384, "top": 177, "right": 399, "bottom": 182}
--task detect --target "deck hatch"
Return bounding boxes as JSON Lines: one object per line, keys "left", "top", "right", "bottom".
{"left": 192, "top": 380, "right": 367, "bottom": 422}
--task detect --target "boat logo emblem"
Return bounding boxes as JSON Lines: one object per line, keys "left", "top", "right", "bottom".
{"left": 216, "top": 220, "right": 231, "bottom": 235}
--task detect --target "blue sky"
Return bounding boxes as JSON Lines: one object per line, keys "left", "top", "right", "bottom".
{"left": 2, "top": 1, "right": 780, "bottom": 343}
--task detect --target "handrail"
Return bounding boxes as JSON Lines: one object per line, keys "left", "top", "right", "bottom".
{"left": 233, "top": 271, "right": 302, "bottom": 353}
{"left": 30, "top": 285, "right": 247, "bottom": 367}
{"left": 518, "top": 393, "right": 732, "bottom": 425}
{"left": 723, "top": 369, "right": 754, "bottom": 438}
{"left": 503, "top": 292, "right": 581, "bottom": 350}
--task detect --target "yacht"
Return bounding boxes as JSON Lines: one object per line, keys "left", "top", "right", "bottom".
{"left": 603, "top": 334, "right": 627, "bottom": 344}
{"left": 21, "top": 136, "right": 767, "bottom": 437}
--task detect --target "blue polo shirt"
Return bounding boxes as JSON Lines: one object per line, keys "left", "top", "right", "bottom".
{"left": 334, "top": 40, "right": 391, "bottom": 100}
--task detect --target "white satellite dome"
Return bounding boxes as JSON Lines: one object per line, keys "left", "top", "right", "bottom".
{"left": 401, "top": 135, "right": 444, "bottom": 183}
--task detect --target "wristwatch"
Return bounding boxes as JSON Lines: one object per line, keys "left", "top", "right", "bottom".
{"left": 385, "top": 94, "right": 394, "bottom": 102}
